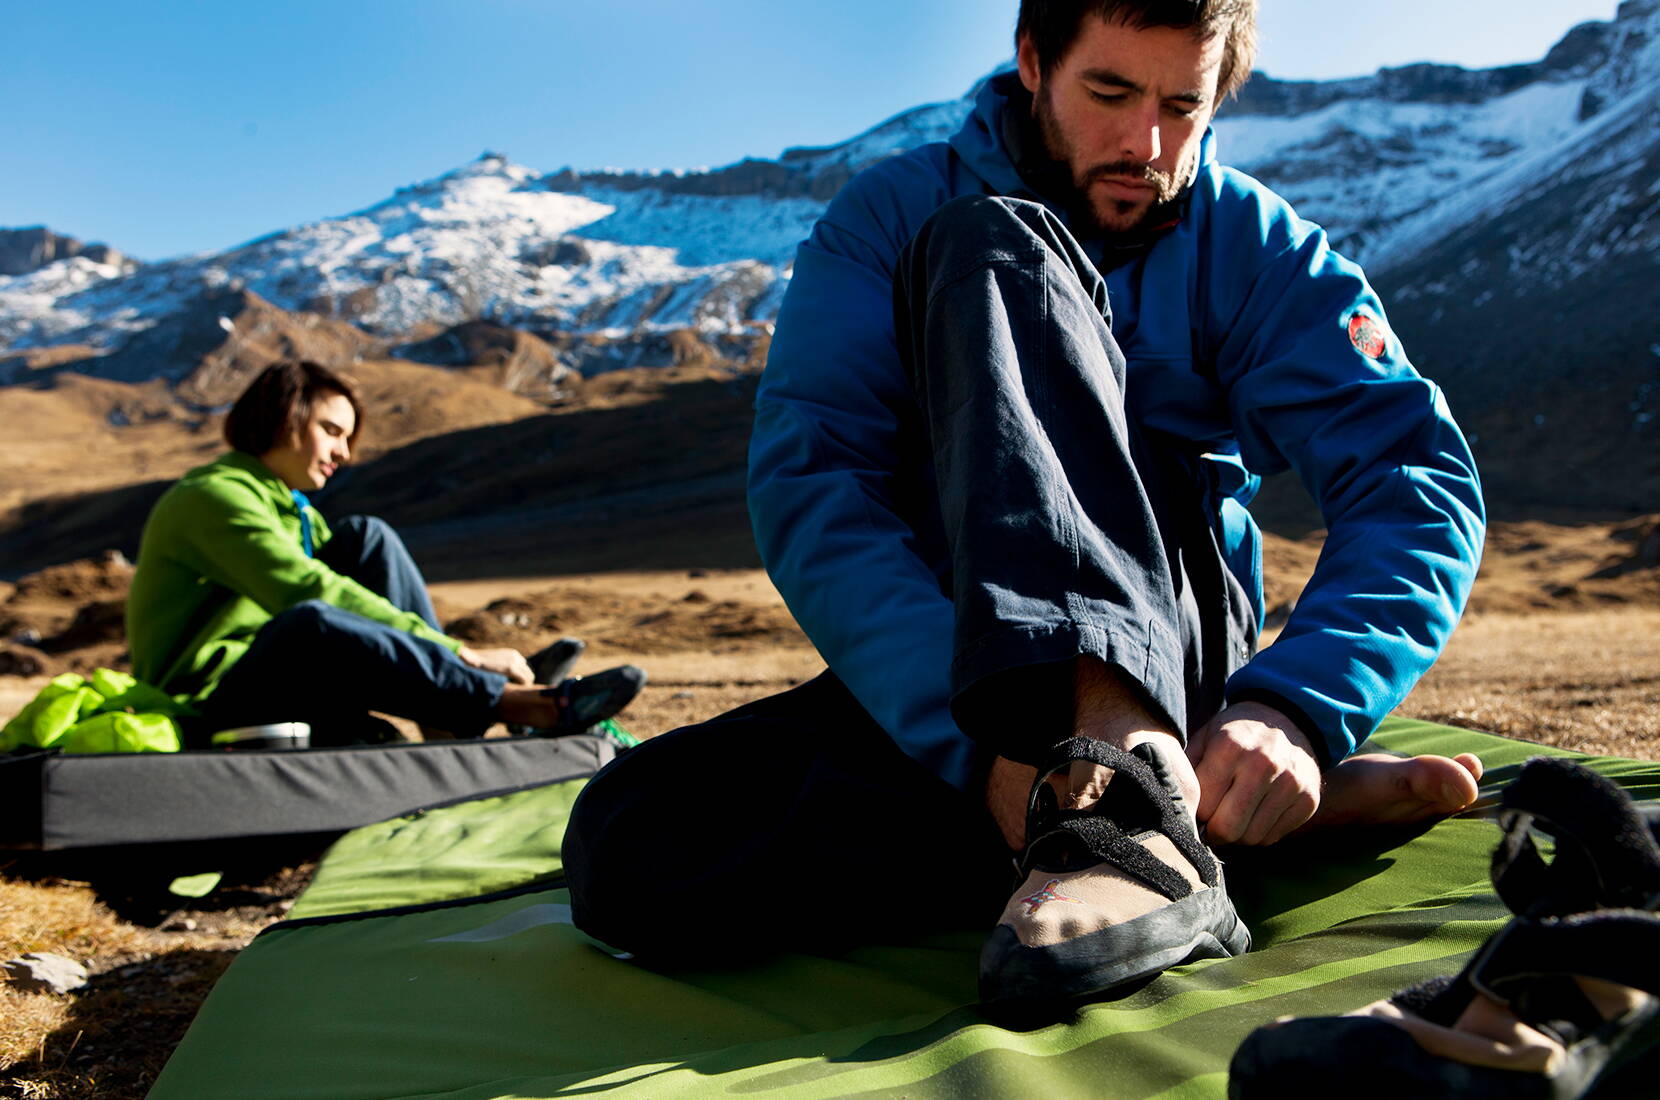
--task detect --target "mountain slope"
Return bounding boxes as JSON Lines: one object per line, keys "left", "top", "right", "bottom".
{"left": 2, "top": 3, "right": 1657, "bottom": 511}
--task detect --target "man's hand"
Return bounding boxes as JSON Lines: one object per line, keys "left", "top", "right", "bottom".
{"left": 457, "top": 646, "right": 534, "bottom": 685}
{"left": 1187, "top": 701, "right": 1321, "bottom": 846}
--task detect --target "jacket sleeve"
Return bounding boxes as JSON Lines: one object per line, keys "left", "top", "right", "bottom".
{"left": 1206, "top": 188, "right": 1486, "bottom": 763}
{"left": 170, "top": 476, "right": 462, "bottom": 653}
{"left": 748, "top": 185, "right": 978, "bottom": 789}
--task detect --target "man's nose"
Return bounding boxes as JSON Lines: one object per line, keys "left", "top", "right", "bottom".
{"left": 1121, "top": 102, "right": 1162, "bottom": 163}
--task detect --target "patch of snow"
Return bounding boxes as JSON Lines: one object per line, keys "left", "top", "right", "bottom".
{"left": 1367, "top": 71, "right": 1660, "bottom": 273}
{"left": 1216, "top": 80, "right": 1588, "bottom": 260}
{"left": 573, "top": 188, "right": 820, "bottom": 268}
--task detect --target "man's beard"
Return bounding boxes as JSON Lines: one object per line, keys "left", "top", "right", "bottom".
{"left": 1032, "top": 84, "right": 1193, "bottom": 239}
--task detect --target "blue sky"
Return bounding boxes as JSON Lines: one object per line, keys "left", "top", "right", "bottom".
{"left": 0, "top": 1, "right": 1620, "bottom": 261}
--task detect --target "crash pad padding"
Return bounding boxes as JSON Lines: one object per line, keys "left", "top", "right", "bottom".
{"left": 285, "top": 778, "right": 591, "bottom": 922}
{"left": 0, "top": 734, "right": 613, "bottom": 851}
{"left": 151, "top": 719, "right": 1660, "bottom": 1099}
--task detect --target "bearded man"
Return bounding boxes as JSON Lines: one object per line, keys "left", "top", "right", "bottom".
{"left": 568, "top": 0, "right": 1487, "bottom": 1007}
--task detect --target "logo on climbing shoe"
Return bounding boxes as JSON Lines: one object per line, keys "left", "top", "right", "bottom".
{"left": 1347, "top": 310, "right": 1391, "bottom": 360}
{"left": 1019, "top": 879, "right": 1083, "bottom": 915}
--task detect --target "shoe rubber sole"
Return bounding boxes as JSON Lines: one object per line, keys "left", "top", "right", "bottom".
{"left": 1229, "top": 998, "right": 1660, "bottom": 1100}
{"left": 979, "top": 883, "right": 1250, "bottom": 1008}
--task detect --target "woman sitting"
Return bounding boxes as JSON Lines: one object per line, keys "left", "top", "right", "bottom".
{"left": 126, "top": 359, "right": 643, "bottom": 747}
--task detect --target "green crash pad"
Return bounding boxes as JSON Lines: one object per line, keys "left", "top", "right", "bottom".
{"left": 151, "top": 719, "right": 1660, "bottom": 1099}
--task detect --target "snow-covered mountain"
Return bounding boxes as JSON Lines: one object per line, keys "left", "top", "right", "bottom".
{"left": 0, "top": 227, "right": 136, "bottom": 278}
{"left": 2, "top": 1, "right": 1657, "bottom": 442}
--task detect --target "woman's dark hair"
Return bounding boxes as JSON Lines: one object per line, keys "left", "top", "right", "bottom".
{"left": 1016, "top": 0, "right": 1259, "bottom": 102}
{"left": 223, "top": 360, "right": 364, "bottom": 456}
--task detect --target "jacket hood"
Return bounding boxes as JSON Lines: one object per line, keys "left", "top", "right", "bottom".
{"left": 948, "top": 70, "right": 1035, "bottom": 199}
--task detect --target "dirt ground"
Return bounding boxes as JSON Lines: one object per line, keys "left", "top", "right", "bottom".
{"left": 0, "top": 361, "right": 1656, "bottom": 1097}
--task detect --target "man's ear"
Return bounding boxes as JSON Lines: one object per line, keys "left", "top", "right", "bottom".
{"left": 1016, "top": 33, "right": 1043, "bottom": 94}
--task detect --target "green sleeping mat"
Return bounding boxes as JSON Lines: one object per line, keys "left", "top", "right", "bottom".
{"left": 151, "top": 718, "right": 1660, "bottom": 1099}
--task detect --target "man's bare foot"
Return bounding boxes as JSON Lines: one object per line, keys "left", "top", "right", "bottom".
{"left": 1305, "top": 752, "right": 1484, "bottom": 830}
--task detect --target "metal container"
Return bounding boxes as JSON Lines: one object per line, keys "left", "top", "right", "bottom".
{"left": 209, "top": 722, "right": 312, "bottom": 751}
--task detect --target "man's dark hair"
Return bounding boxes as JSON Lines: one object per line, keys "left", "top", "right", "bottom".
{"left": 223, "top": 359, "right": 364, "bottom": 456}
{"left": 1016, "top": 0, "right": 1259, "bottom": 102}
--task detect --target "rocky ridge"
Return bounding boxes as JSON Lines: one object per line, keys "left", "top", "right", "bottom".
{"left": 0, "top": 227, "right": 136, "bottom": 279}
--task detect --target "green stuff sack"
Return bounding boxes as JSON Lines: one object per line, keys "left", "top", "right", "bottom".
{"left": 58, "top": 710, "right": 182, "bottom": 754}
{"left": 1, "top": 669, "right": 188, "bottom": 754}
{"left": 94, "top": 666, "right": 192, "bottom": 726}
{"left": 89, "top": 668, "right": 139, "bottom": 699}
{"left": 100, "top": 684, "right": 188, "bottom": 716}
{"left": 0, "top": 674, "right": 102, "bottom": 752}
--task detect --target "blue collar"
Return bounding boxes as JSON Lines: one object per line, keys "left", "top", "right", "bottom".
{"left": 291, "top": 490, "right": 315, "bottom": 557}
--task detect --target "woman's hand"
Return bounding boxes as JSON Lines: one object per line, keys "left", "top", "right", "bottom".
{"left": 457, "top": 646, "right": 534, "bottom": 685}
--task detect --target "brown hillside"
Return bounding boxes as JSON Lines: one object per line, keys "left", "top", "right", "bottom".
{"left": 0, "top": 358, "right": 551, "bottom": 576}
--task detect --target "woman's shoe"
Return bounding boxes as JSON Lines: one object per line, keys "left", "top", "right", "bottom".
{"left": 528, "top": 637, "right": 585, "bottom": 686}
{"left": 544, "top": 665, "right": 647, "bottom": 736}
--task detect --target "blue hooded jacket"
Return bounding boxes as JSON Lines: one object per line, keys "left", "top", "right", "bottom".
{"left": 748, "top": 74, "right": 1485, "bottom": 789}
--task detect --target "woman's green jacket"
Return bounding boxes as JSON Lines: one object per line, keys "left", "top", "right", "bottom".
{"left": 126, "top": 451, "right": 461, "bottom": 703}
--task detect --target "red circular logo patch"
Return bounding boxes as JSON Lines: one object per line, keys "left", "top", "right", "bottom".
{"left": 1348, "top": 311, "right": 1390, "bottom": 360}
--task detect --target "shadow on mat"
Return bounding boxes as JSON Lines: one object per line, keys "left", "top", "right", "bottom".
{"left": 1221, "top": 822, "right": 1439, "bottom": 927}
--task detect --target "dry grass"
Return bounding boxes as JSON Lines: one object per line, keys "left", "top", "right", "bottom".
{"left": 1399, "top": 608, "right": 1660, "bottom": 760}
{"left": 0, "top": 879, "right": 147, "bottom": 1079}
{"left": 0, "top": 862, "right": 311, "bottom": 1098}
{"left": 0, "top": 878, "right": 156, "bottom": 1093}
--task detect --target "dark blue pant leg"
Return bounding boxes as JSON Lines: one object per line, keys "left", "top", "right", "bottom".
{"left": 193, "top": 602, "right": 505, "bottom": 747}
{"left": 894, "top": 194, "right": 1248, "bottom": 766}
{"left": 316, "top": 515, "right": 440, "bottom": 629}
{"left": 567, "top": 671, "right": 1010, "bottom": 960}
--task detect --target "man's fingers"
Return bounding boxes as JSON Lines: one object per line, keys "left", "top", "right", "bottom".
{"left": 1259, "top": 789, "right": 1320, "bottom": 846}
{"left": 1239, "top": 778, "right": 1318, "bottom": 847}
{"left": 1203, "top": 783, "right": 1264, "bottom": 845}
{"left": 1199, "top": 747, "right": 1319, "bottom": 846}
{"left": 1191, "top": 736, "right": 1238, "bottom": 825}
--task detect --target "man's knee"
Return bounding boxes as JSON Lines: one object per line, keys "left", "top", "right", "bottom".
{"left": 898, "top": 195, "right": 1107, "bottom": 338}
{"left": 906, "top": 195, "right": 1084, "bottom": 273}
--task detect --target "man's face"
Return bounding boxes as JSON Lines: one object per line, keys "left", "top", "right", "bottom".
{"left": 1018, "top": 15, "right": 1223, "bottom": 235}
{"left": 262, "top": 391, "right": 356, "bottom": 491}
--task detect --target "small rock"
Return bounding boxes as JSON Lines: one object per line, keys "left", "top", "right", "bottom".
{"left": 4, "top": 952, "right": 89, "bottom": 995}
{"left": 671, "top": 691, "right": 695, "bottom": 700}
